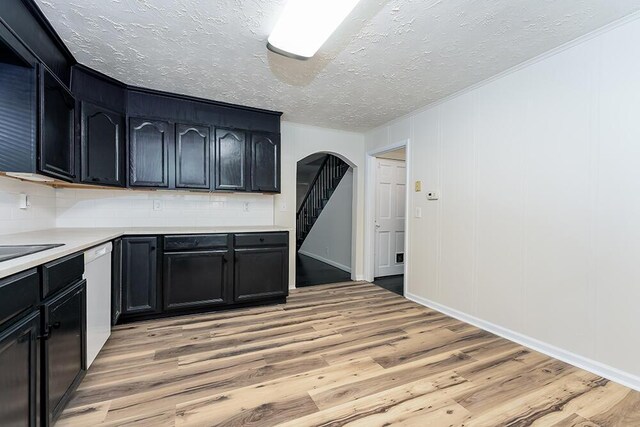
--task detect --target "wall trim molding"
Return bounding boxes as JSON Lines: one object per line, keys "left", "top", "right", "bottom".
{"left": 406, "top": 292, "right": 640, "bottom": 392}
{"left": 297, "top": 250, "right": 351, "bottom": 273}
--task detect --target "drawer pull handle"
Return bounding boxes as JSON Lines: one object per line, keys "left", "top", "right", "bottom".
{"left": 259, "top": 238, "right": 265, "bottom": 242}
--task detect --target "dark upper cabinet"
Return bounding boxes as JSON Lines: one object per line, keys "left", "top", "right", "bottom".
{"left": 176, "top": 124, "right": 210, "bottom": 189}
{"left": 0, "top": 311, "right": 40, "bottom": 427}
{"left": 122, "top": 237, "right": 159, "bottom": 316}
{"left": 215, "top": 128, "right": 246, "bottom": 191}
{"left": 39, "top": 65, "right": 75, "bottom": 181}
{"left": 129, "top": 118, "right": 171, "bottom": 188}
{"left": 234, "top": 246, "right": 288, "bottom": 302}
{"left": 163, "top": 250, "right": 230, "bottom": 311}
{"left": 42, "top": 280, "right": 86, "bottom": 425}
{"left": 80, "top": 102, "right": 124, "bottom": 186}
{"left": 250, "top": 132, "right": 280, "bottom": 193}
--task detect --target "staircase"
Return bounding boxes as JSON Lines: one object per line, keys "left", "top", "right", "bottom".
{"left": 296, "top": 155, "right": 349, "bottom": 249}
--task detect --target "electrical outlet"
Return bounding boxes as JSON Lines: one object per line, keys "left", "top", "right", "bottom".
{"left": 153, "top": 200, "right": 163, "bottom": 211}
{"left": 414, "top": 181, "right": 422, "bottom": 192}
{"left": 243, "top": 202, "right": 250, "bottom": 212}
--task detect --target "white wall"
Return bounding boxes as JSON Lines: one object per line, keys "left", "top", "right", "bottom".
{"left": 299, "top": 169, "right": 353, "bottom": 272}
{"left": 0, "top": 176, "right": 56, "bottom": 235}
{"left": 276, "top": 122, "right": 365, "bottom": 286}
{"left": 55, "top": 188, "right": 273, "bottom": 228}
{"left": 366, "top": 15, "right": 640, "bottom": 387}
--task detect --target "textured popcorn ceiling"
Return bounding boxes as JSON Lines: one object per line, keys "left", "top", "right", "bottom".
{"left": 36, "top": 0, "right": 640, "bottom": 131}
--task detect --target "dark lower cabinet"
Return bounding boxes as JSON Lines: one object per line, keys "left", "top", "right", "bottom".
{"left": 80, "top": 101, "right": 124, "bottom": 186}
{"left": 0, "top": 311, "right": 40, "bottom": 427}
{"left": 42, "top": 280, "right": 86, "bottom": 425}
{"left": 234, "top": 246, "right": 288, "bottom": 302}
{"left": 163, "top": 250, "right": 230, "bottom": 310}
{"left": 113, "top": 232, "right": 288, "bottom": 323}
{"left": 128, "top": 119, "right": 171, "bottom": 188}
{"left": 122, "top": 237, "right": 159, "bottom": 316}
{"left": 250, "top": 132, "right": 280, "bottom": 193}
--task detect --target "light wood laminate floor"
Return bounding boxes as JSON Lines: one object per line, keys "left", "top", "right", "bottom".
{"left": 58, "top": 282, "right": 640, "bottom": 426}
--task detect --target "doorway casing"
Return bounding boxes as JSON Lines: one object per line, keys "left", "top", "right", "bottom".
{"left": 364, "top": 139, "right": 411, "bottom": 295}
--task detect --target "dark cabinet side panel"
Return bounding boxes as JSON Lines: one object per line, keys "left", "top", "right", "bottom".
{"left": 234, "top": 247, "right": 288, "bottom": 302}
{"left": 128, "top": 119, "right": 170, "bottom": 188}
{"left": 215, "top": 128, "right": 247, "bottom": 191}
{"left": 0, "top": 311, "right": 40, "bottom": 427}
{"left": 163, "top": 250, "right": 230, "bottom": 311}
{"left": 0, "top": 62, "right": 37, "bottom": 174}
{"left": 111, "top": 238, "right": 123, "bottom": 326}
{"left": 175, "top": 124, "right": 210, "bottom": 189}
{"left": 80, "top": 102, "right": 124, "bottom": 186}
{"left": 250, "top": 132, "right": 280, "bottom": 193}
{"left": 122, "top": 237, "right": 159, "bottom": 315}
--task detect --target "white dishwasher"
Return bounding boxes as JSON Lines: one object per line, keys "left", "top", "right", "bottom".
{"left": 84, "top": 242, "right": 112, "bottom": 367}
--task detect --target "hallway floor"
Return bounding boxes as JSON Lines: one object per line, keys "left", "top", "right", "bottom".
{"left": 373, "top": 275, "right": 404, "bottom": 296}
{"left": 296, "top": 253, "right": 351, "bottom": 287}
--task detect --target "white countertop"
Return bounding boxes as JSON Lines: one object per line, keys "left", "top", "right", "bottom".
{"left": 0, "top": 226, "right": 291, "bottom": 279}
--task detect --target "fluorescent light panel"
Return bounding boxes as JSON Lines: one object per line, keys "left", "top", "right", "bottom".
{"left": 268, "top": 0, "right": 361, "bottom": 59}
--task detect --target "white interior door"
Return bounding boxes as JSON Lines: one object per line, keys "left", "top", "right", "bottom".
{"left": 375, "top": 158, "right": 406, "bottom": 277}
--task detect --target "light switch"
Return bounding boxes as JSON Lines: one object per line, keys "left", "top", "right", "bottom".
{"left": 19, "top": 193, "right": 29, "bottom": 209}
{"left": 415, "top": 207, "right": 422, "bottom": 218}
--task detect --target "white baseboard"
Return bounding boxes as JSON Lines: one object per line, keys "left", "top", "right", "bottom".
{"left": 406, "top": 292, "right": 640, "bottom": 392}
{"left": 298, "top": 250, "right": 351, "bottom": 273}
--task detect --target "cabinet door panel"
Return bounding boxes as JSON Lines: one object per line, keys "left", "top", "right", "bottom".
{"left": 250, "top": 132, "right": 280, "bottom": 193}
{"left": 0, "top": 311, "right": 40, "bottom": 427}
{"left": 39, "top": 66, "right": 75, "bottom": 181}
{"left": 81, "top": 102, "right": 124, "bottom": 186}
{"left": 129, "top": 119, "right": 170, "bottom": 187}
{"left": 45, "top": 281, "right": 85, "bottom": 421}
{"left": 215, "top": 128, "right": 246, "bottom": 191}
{"left": 234, "top": 247, "right": 288, "bottom": 302}
{"left": 122, "top": 237, "right": 159, "bottom": 315}
{"left": 176, "top": 124, "right": 210, "bottom": 189}
{"left": 163, "top": 250, "right": 229, "bottom": 310}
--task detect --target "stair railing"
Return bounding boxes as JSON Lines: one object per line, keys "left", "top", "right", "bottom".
{"left": 296, "top": 155, "right": 348, "bottom": 246}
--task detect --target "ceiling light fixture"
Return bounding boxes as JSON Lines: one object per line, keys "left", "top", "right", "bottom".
{"left": 267, "top": 0, "right": 362, "bottom": 60}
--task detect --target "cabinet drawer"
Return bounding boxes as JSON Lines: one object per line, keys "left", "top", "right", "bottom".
{"left": 41, "top": 253, "right": 84, "bottom": 299}
{"left": 164, "top": 234, "right": 228, "bottom": 251}
{"left": 0, "top": 269, "right": 40, "bottom": 327}
{"left": 234, "top": 232, "right": 288, "bottom": 248}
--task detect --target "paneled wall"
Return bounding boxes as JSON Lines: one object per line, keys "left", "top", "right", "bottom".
{"left": 366, "top": 15, "right": 640, "bottom": 386}
{"left": 0, "top": 176, "right": 56, "bottom": 235}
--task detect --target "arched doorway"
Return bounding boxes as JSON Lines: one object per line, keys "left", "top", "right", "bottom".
{"left": 295, "top": 152, "right": 355, "bottom": 287}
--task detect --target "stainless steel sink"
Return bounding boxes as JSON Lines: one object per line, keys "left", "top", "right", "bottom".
{"left": 0, "top": 244, "right": 64, "bottom": 262}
